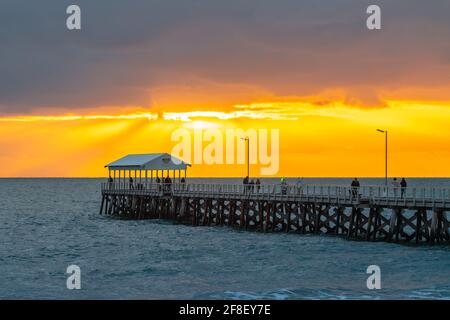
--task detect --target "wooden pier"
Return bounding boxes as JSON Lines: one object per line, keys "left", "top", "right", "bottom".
{"left": 100, "top": 182, "right": 450, "bottom": 245}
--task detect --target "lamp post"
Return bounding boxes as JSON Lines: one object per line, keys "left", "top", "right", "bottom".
{"left": 241, "top": 137, "right": 250, "bottom": 177}
{"left": 376, "top": 129, "right": 388, "bottom": 186}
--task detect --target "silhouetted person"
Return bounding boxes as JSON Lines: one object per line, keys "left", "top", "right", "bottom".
{"left": 280, "top": 178, "right": 287, "bottom": 195}
{"left": 243, "top": 176, "right": 249, "bottom": 194}
{"left": 351, "top": 178, "right": 360, "bottom": 199}
{"left": 129, "top": 176, "right": 134, "bottom": 190}
{"left": 165, "top": 175, "right": 172, "bottom": 193}
{"left": 249, "top": 179, "right": 255, "bottom": 193}
{"left": 108, "top": 176, "right": 113, "bottom": 190}
{"left": 256, "top": 178, "right": 261, "bottom": 193}
{"left": 400, "top": 178, "right": 407, "bottom": 198}
{"left": 156, "top": 176, "right": 161, "bottom": 192}
{"left": 296, "top": 177, "right": 303, "bottom": 195}
{"left": 180, "top": 177, "right": 186, "bottom": 190}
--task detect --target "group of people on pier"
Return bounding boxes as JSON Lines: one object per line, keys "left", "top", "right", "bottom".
{"left": 350, "top": 177, "right": 408, "bottom": 199}
{"left": 242, "top": 177, "right": 304, "bottom": 195}
{"left": 242, "top": 176, "right": 261, "bottom": 194}
{"left": 107, "top": 175, "right": 186, "bottom": 193}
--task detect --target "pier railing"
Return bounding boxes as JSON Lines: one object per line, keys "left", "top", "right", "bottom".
{"left": 101, "top": 182, "right": 450, "bottom": 203}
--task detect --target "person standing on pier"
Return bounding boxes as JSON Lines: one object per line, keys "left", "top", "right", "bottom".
{"left": 129, "top": 176, "right": 134, "bottom": 190}
{"left": 180, "top": 177, "right": 186, "bottom": 190}
{"left": 108, "top": 175, "right": 113, "bottom": 190}
{"left": 280, "top": 178, "right": 288, "bottom": 195}
{"left": 249, "top": 179, "right": 255, "bottom": 193}
{"left": 351, "top": 178, "right": 359, "bottom": 199}
{"left": 243, "top": 176, "right": 249, "bottom": 194}
{"left": 156, "top": 176, "right": 161, "bottom": 192}
{"left": 165, "top": 175, "right": 172, "bottom": 193}
{"left": 400, "top": 178, "right": 407, "bottom": 198}
{"left": 256, "top": 178, "right": 261, "bottom": 193}
{"left": 296, "top": 177, "right": 303, "bottom": 195}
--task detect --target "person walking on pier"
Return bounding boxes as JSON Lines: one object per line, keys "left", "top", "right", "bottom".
{"left": 400, "top": 178, "right": 407, "bottom": 198}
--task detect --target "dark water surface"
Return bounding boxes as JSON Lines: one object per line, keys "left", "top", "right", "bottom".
{"left": 1, "top": 178, "right": 449, "bottom": 299}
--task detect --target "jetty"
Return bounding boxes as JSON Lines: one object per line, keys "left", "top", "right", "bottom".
{"left": 100, "top": 153, "right": 450, "bottom": 245}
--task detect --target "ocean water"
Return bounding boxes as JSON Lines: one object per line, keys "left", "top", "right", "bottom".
{"left": 1, "top": 178, "right": 450, "bottom": 300}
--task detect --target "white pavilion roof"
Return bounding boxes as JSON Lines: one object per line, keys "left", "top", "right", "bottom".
{"left": 105, "top": 153, "right": 190, "bottom": 170}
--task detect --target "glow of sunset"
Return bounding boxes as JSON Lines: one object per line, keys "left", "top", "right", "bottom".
{"left": 1, "top": 100, "right": 450, "bottom": 178}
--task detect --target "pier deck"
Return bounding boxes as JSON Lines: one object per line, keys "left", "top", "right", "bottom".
{"left": 100, "top": 183, "right": 450, "bottom": 245}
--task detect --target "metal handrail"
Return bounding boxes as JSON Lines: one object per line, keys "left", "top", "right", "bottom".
{"left": 101, "top": 181, "right": 450, "bottom": 201}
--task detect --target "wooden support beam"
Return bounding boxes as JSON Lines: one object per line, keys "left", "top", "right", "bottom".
{"left": 265, "top": 202, "right": 271, "bottom": 232}
{"left": 430, "top": 210, "right": 441, "bottom": 244}
{"left": 300, "top": 205, "right": 306, "bottom": 234}
{"left": 335, "top": 207, "right": 343, "bottom": 236}
{"left": 395, "top": 208, "right": 402, "bottom": 242}
{"left": 219, "top": 200, "right": 225, "bottom": 226}
{"left": 347, "top": 207, "right": 356, "bottom": 238}
{"left": 99, "top": 194, "right": 105, "bottom": 215}
{"left": 373, "top": 208, "right": 381, "bottom": 241}
{"left": 388, "top": 208, "right": 398, "bottom": 242}
{"left": 271, "top": 202, "right": 277, "bottom": 232}
{"left": 313, "top": 205, "right": 320, "bottom": 234}
{"left": 239, "top": 200, "right": 245, "bottom": 229}
{"left": 286, "top": 203, "right": 291, "bottom": 233}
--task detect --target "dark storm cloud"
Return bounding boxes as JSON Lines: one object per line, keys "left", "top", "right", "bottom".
{"left": 0, "top": 0, "right": 449, "bottom": 113}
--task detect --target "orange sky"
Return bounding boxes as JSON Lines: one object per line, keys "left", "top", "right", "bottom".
{"left": 1, "top": 99, "right": 450, "bottom": 178}
{"left": 2, "top": 2, "right": 450, "bottom": 177}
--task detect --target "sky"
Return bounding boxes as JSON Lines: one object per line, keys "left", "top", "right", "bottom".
{"left": 1, "top": 0, "right": 450, "bottom": 177}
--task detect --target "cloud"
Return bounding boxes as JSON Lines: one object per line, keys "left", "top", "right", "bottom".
{"left": 1, "top": 0, "right": 450, "bottom": 114}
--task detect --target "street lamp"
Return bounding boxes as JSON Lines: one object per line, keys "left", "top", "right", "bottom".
{"left": 241, "top": 137, "right": 250, "bottom": 177}
{"left": 376, "top": 129, "right": 388, "bottom": 186}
